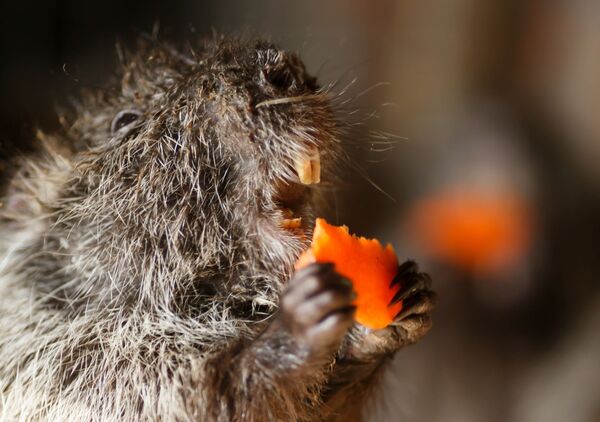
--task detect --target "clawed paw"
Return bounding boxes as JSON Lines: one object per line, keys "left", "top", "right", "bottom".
{"left": 344, "top": 260, "right": 435, "bottom": 359}
{"left": 280, "top": 263, "right": 356, "bottom": 355}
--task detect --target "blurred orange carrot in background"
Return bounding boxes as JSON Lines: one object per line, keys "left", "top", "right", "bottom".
{"left": 408, "top": 188, "right": 532, "bottom": 275}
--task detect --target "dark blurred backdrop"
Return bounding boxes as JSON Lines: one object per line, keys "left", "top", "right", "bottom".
{"left": 1, "top": 1, "right": 599, "bottom": 421}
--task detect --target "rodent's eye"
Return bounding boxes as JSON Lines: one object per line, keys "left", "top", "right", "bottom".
{"left": 262, "top": 66, "right": 294, "bottom": 91}
{"left": 111, "top": 109, "right": 143, "bottom": 135}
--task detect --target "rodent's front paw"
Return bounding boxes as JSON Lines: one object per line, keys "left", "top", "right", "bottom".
{"left": 281, "top": 263, "right": 356, "bottom": 355}
{"left": 345, "top": 260, "right": 435, "bottom": 360}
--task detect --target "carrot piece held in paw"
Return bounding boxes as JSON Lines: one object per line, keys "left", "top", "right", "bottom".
{"left": 296, "top": 218, "right": 402, "bottom": 329}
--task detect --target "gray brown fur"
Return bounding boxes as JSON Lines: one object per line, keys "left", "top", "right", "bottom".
{"left": 0, "top": 36, "right": 434, "bottom": 421}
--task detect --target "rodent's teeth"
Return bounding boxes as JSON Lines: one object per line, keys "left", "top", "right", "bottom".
{"left": 295, "top": 149, "right": 321, "bottom": 185}
{"left": 311, "top": 153, "right": 321, "bottom": 184}
{"left": 281, "top": 217, "right": 302, "bottom": 229}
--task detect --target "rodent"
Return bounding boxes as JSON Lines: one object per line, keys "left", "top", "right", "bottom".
{"left": 0, "top": 36, "right": 435, "bottom": 421}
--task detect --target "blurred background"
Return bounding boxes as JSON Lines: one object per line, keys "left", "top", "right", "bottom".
{"left": 1, "top": 1, "right": 599, "bottom": 421}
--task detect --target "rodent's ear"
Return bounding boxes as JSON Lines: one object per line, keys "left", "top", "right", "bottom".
{"left": 110, "top": 109, "right": 143, "bottom": 135}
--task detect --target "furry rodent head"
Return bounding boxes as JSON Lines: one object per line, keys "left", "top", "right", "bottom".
{"left": 7, "top": 37, "right": 343, "bottom": 315}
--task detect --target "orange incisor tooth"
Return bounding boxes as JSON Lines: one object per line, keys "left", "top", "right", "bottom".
{"left": 295, "top": 149, "right": 320, "bottom": 185}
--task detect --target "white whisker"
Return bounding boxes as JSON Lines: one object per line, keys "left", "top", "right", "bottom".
{"left": 255, "top": 94, "right": 327, "bottom": 108}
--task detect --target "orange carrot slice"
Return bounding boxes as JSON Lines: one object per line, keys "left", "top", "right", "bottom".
{"left": 296, "top": 218, "right": 401, "bottom": 329}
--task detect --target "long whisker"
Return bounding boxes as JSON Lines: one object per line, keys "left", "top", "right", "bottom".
{"left": 354, "top": 81, "right": 391, "bottom": 99}
{"left": 255, "top": 94, "right": 328, "bottom": 108}
{"left": 356, "top": 163, "right": 396, "bottom": 203}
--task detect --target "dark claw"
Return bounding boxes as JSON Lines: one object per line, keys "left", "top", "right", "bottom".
{"left": 291, "top": 262, "right": 335, "bottom": 284}
{"left": 390, "top": 260, "right": 432, "bottom": 305}
{"left": 394, "top": 290, "right": 436, "bottom": 320}
{"left": 390, "top": 260, "right": 418, "bottom": 287}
